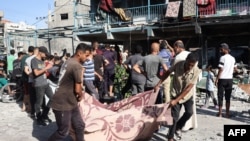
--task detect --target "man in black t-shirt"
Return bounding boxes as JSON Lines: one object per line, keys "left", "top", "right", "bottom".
{"left": 12, "top": 52, "right": 24, "bottom": 82}
{"left": 103, "top": 44, "right": 117, "bottom": 97}
{"left": 93, "top": 48, "right": 109, "bottom": 98}
{"left": 48, "top": 43, "right": 91, "bottom": 141}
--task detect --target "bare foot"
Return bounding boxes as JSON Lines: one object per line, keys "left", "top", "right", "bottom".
{"left": 21, "top": 104, "right": 26, "bottom": 112}
{"left": 216, "top": 112, "right": 222, "bottom": 117}
{"left": 168, "top": 138, "right": 175, "bottom": 141}
{"left": 109, "top": 93, "right": 114, "bottom": 97}
{"left": 9, "top": 90, "right": 16, "bottom": 96}
{"left": 224, "top": 113, "right": 231, "bottom": 118}
{"left": 21, "top": 108, "right": 26, "bottom": 112}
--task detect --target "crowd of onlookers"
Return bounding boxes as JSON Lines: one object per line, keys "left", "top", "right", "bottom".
{"left": 0, "top": 40, "right": 240, "bottom": 141}
{"left": 0, "top": 40, "right": 181, "bottom": 119}
{"left": 0, "top": 42, "right": 130, "bottom": 123}
{"left": 0, "top": 46, "right": 69, "bottom": 125}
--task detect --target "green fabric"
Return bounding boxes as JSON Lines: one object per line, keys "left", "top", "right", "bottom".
{"left": 196, "top": 77, "right": 207, "bottom": 90}
{"left": 0, "top": 77, "right": 8, "bottom": 89}
{"left": 7, "top": 55, "right": 15, "bottom": 71}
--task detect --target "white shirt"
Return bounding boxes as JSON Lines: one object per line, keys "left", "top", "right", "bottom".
{"left": 25, "top": 55, "right": 36, "bottom": 83}
{"left": 173, "top": 50, "right": 190, "bottom": 65}
{"left": 218, "top": 54, "right": 236, "bottom": 79}
{"left": 121, "top": 52, "right": 128, "bottom": 63}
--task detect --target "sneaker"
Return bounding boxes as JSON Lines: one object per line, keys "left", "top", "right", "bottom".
{"left": 43, "top": 116, "right": 52, "bottom": 123}
{"left": 29, "top": 113, "right": 36, "bottom": 119}
{"left": 37, "top": 119, "right": 48, "bottom": 126}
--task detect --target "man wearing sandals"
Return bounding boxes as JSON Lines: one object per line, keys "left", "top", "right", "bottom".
{"left": 155, "top": 52, "right": 201, "bottom": 141}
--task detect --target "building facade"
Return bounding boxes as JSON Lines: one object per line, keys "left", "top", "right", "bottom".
{"left": 73, "top": 0, "right": 250, "bottom": 67}
{"left": 3, "top": 0, "right": 250, "bottom": 67}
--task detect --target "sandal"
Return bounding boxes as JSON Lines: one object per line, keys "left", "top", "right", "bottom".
{"left": 175, "top": 130, "right": 182, "bottom": 140}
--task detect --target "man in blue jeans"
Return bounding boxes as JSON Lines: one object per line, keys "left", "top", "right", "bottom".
{"left": 48, "top": 43, "right": 91, "bottom": 141}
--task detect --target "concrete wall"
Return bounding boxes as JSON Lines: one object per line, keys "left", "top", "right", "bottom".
{"left": 51, "top": 0, "right": 90, "bottom": 28}
{"left": 45, "top": 0, "right": 90, "bottom": 54}
{"left": 2, "top": 0, "right": 92, "bottom": 55}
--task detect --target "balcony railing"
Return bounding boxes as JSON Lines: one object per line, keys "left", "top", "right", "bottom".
{"left": 75, "top": 4, "right": 166, "bottom": 28}
{"left": 200, "top": 0, "right": 250, "bottom": 17}
{"left": 74, "top": 0, "right": 250, "bottom": 29}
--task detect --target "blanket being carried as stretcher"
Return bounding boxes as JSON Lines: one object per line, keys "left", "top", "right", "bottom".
{"left": 70, "top": 90, "right": 173, "bottom": 141}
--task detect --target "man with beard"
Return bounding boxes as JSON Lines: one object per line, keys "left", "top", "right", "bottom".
{"left": 215, "top": 43, "right": 237, "bottom": 118}
{"left": 31, "top": 46, "right": 54, "bottom": 126}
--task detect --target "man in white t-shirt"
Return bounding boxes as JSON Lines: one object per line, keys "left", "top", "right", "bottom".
{"left": 215, "top": 43, "right": 237, "bottom": 118}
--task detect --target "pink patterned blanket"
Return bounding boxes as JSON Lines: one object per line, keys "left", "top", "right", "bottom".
{"left": 70, "top": 90, "right": 173, "bottom": 141}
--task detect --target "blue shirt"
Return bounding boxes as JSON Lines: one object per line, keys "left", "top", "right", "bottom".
{"left": 158, "top": 49, "right": 172, "bottom": 68}
{"left": 158, "top": 49, "right": 172, "bottom": 75}
{"left": 206, "top": 71, "right": 215, "bottom": 91}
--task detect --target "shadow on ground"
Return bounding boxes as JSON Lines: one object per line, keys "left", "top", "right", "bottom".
{"left": 32, "top": 121, "right": 72, "bottom": 141}
{"left": 197, "top": 106, "right": 250, "bottom": 124}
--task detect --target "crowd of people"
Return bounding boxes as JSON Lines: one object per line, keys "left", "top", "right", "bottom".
{"left": 0, "top": 40, "right": 237, "bottom": 141}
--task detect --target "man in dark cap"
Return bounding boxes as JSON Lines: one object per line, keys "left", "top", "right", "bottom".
{"left": 31, "top": 46, "right": 54, "bottom": 126}
{"left": 38, "top": 46, "right": 51, "bottom": 59}
{"left": 215, "top": 43, "right": 237, "bottom": 118}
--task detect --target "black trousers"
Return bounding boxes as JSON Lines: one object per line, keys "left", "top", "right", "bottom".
{"left": 217, "top": 79, "right": 233, "bottom": 106}
{"left": 168, "top": 97, "right": 194, "bottom": 139}
{"left": 28, "top": 82, "right": 36, "bottom": 115}
{"left": 145, "top": 87, "right": 163, "bottom": 104}
{"left": 94, "top": 76, "right": 104, "bottom": 98}
{"left": 48, "top": 107, "right": 85, "bottom": 141}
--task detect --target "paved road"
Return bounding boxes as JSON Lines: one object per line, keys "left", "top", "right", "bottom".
{"left": 0, "top": 99, "right": 249, "bottom": 141}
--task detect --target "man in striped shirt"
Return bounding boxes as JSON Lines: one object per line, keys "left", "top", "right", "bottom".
{"left": 83, "top": 50, "right": 99, "bottom": 100}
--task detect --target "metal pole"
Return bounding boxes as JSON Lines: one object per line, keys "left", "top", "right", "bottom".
{"left": 6, "top": 34, "right": 10, "bottom": 55}
{"left": 148, "top": 0, "right": 150, "bottom": 22}
{"left": 73, "top": 0, "right": 77, "bottom": 29}
{"left": 72, "top": 36, "right": 75, "bottom": 54}
{"left": 48, "top": 25, "right": 51, "bottom": 53}
{"left": 34, "top": 30, "right": 37, "bottom": 46}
